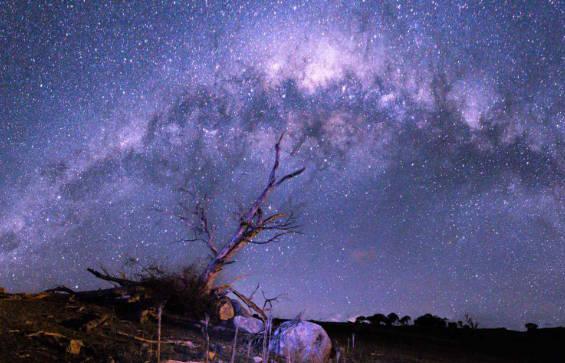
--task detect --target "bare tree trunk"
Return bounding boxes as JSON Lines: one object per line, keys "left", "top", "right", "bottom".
{"left": 199, "top": 134, "right": 304, "bottom": 293}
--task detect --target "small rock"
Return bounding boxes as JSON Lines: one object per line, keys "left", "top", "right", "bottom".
{"left": 252, "top": 357, "right": 263, "bottom": 363}
{"left": 67, "top": 339, "right": 83, "bottom": 355}
{"left": 233, "top": 315, "right": 264, "bottom": 334}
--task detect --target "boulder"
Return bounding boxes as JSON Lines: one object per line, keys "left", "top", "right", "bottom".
{"left": 233, "top": 315, "right": 264, "bottom": 334}
{"left": 269, "top": 320, "right": 332, "bottom": 363}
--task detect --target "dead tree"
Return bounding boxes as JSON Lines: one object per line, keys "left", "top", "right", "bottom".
{"left": 85, "top": 133, "right": 303, "bottom": 319}
{"left": 182, "top": 133, "right": 305, "bottom": 293}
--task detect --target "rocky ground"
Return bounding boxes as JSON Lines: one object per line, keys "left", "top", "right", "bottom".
{"left": 0, "top": 289, "right": 254, "bottom": 362}
{"left": 1, "top": 288, "right": 564, "bottom": 362}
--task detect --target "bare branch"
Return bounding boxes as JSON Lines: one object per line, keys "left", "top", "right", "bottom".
{"left": 249, "top": 232, "right": 294, "bottom": 245}
{"left": 261, "top": 290, "right": 284, "bottom": 311}
{"left": 249, "top": 284, "right": 260, "bottom": 300}
{"left": 229, "top": 287, "right": 267, "bottom": 321}
{"left": 87, "top": 268, "right": 139, "bottom": 288}
{"left": 166, "top": 188, "right": 219, "bottom": 256}
{"left": 199, "top": 133, "right": 305, "bottom": 292}
{"left": 116, "top": 330, "right": 197, "bottom": 346}
{"left": 276, "top": 167, "right": 306, "bottom": 186}
{"left": 44, "top": 286, "right": 76, "bottom": 295}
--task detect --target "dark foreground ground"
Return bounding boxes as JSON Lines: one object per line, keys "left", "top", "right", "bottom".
{"left": 1, "top": 290, "right": 563, "bottom": 362}
{"left": 318, "top": 321, "right": 565, "bottom": 363}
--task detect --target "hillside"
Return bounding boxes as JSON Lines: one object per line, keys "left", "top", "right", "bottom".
{"left": 1, "top": 289, "right": 564, "bottom": 362}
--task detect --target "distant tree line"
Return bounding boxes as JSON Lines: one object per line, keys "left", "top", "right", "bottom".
{"left": 355, "top": 312, "right": 480, "bottom": 330}
{"left": 355, "top": 312, "right": 543, "bottom": 333}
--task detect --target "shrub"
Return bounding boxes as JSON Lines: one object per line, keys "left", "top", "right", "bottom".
{"left": 137, "top": 265, "right": 216, "bottom": 319}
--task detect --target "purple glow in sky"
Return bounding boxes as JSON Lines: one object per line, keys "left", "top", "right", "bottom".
{"left": 1, "top": 1, "right": 563, "bottom": 329}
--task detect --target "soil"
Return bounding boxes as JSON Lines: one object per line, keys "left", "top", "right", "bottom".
{"left": 0, "top": 290, "right": 250, "bottom": 362}
{"left": 1, "top": 290, "right": 564, "bottom": 362}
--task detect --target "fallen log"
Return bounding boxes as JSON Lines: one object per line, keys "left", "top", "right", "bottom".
{"left": 229, "top": 288, "right": 267, "bottom": 321}
{"left": 46, "top": 285, "right": 131, "bottom": 303}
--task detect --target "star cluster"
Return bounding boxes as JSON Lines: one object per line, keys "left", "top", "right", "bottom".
{"left": 1, "top": 1, "right": 563, "bottom": 329}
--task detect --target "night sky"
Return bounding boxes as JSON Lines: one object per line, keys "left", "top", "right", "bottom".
{"left": 1, "top": 1, "right": 563, "bottom": 329}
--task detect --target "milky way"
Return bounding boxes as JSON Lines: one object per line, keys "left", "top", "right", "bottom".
{"left": 1, "top": 1, "right": 564, "bottom": 329}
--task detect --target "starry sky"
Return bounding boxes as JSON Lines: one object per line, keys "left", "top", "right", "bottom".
{"left": 1, "top": 1, "right": 564, "bottom": 329}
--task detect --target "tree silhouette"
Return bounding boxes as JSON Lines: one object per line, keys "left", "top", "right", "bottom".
{"left": 399, "top": 315, "right": 411, "bottom": 326}
{"left": 386, "top": 313, "right": 399, "bottom": 326}
{"left": 355, "top": 316, "right": 369, "bottom": 324}
{"left": 414, "top": 314, "right": 447, "bottom": 329}
{"left": 464, "top": 313, "right": 479, "bottom": 329}
{"left": 525, "top": 322, "right": 538, "bottom": 332}
{"left": 368, "top": 313, "right": 388, "bottom": 326}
